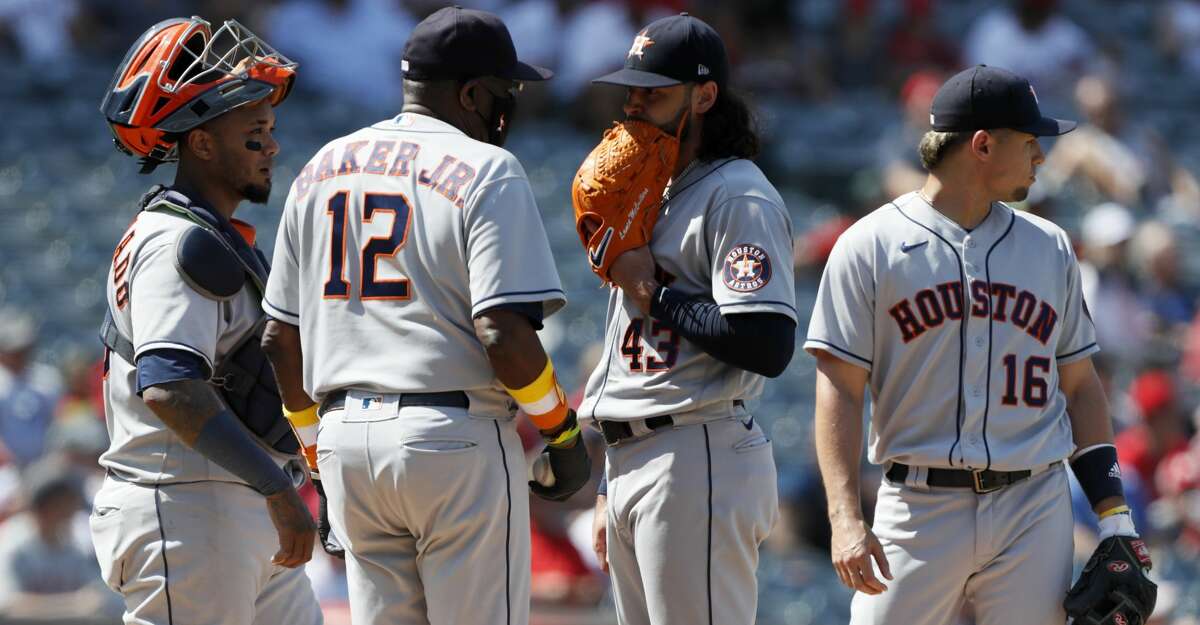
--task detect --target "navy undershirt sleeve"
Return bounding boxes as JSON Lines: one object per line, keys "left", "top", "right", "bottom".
{"left": 136, "top": 348, "right": 211, "bottom": 395}
{"left": 475, "top": 301, "right": 546, "bottom": 330}
{"left": 649, "top": 286, "right": 795, "bottom": 377}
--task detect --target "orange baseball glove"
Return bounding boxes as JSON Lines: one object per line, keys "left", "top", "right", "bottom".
{"left": 571, "top": 119, "right": 682, "bottom": 282}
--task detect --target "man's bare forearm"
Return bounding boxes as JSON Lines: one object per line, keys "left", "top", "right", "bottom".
{"left": 473, "top": 309, "right": 548, "bottom": 389}
{"left": 814, "top": 355, "right": 869, "bottom": 523}
{"left": 262, "top": 319, "right": 315, "bottom": 411}
{"left": 1061, "top": 358, "right": 1125, "bottom": 514}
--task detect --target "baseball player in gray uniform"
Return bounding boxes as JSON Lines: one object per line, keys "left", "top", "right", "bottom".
{"left": 259, "top": 7, "right": 591, "bottom": 625}
{"left": 807, "top": 65, "right": 1150, "bottom": 624}
{"left": 91, "top": 17, "right": 322, "bottom": 625}
{"left": 581, "top": 14, "right": 796, "bottom": 625}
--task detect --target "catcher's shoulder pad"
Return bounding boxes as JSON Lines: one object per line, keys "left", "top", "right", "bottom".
{"left": 174, "top": 226, "right": 245, "bottom": 300}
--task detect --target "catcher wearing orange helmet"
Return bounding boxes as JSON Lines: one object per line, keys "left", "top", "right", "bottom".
{"left": 90, "top": 16, "right": 322, "bottom": 625}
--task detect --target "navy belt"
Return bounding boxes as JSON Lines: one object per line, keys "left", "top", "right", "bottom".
{"left": 597, "top": 415, "right": 674, "bottom": 446}
{"left": 319, "top": 389, "right": 469, "bottom": 417}
{"left": 886, "top": 462, "right": 1033, "bottom": 494}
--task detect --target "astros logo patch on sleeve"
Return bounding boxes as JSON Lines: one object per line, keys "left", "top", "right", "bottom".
{"left": 722, "top": 244, "right": 772, "bottom": 292}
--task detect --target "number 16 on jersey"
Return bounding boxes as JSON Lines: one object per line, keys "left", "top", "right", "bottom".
{"left": 323, "top": 191, "right": 414, "bottom": 301}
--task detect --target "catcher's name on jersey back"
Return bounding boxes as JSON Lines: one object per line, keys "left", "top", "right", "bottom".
{"left": 264, "top": 114, "right": 564, "bottom": 417}
{"left": 102, "top": 207, "right": 291, "bottom": 485}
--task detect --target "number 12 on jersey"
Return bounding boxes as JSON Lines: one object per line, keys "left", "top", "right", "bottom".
{"left": 324, "top": 191, "right": 414, "bottom": 300}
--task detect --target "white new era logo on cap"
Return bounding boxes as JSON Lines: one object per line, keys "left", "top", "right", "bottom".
{"left": 698, "top": 64, "right": 709, "bottom": 76}
{"left": 402, "top": 59, "right": 409, "bottom": 72}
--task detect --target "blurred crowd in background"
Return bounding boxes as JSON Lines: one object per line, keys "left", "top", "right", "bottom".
{"left": 2, "top": 0, "right": 1200, "bottom": 623}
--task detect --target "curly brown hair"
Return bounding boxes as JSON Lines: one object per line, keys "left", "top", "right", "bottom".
{"left": 697, "top": 86, "right": 760, "bottom": 162}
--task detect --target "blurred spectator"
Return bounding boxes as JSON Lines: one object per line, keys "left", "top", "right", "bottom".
{"left": 0, "top": 308, "right": 63, "bottom": 468}
{"left": 793, "top": 212, "right": 853, "bottom": 276}
{"left": 1157, "top": 0, "right": 1200, "bottom": 77}
{"left": 964, "top": 0, "right": 1096, "bottom": 107}
{"left": 1129, "top": 220, "right": 1198, "bottom": 336}
{"left": 1155, "top": 438, "right": 1200, "bottom": 555}
{"left": 501, "top": 0, "right": 575, "bottom": 74}
{"left": 828, "top": 0, "right": 883, "bottom": 90}
{"left": 54, "top": 350, "right": 105, "bottom": 426}
{"left": 266, "top": 0, "right": 416, "bottom": 112}
{"left": 0, "top": 456, "right": 122, "bottom": 620}
{"left": 876, "top": 69, "right": 941, "bottom": 200}
{"left": 0, "top": 0, "right": 79, "bottom": 65}
{"left": 1077, "top": 203, "right": 1154, "bottom": 363}
{"left": 1041, "top": 75, "right": 1200, "bottom": 211}
{"left": 883, "top": 0, "right": 959, "bottom": 90}
{"left": 1115, "top": 370, "right": 1190, "bottom": 500}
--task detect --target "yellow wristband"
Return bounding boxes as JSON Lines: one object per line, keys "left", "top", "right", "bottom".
{"left": 546, "top": 424, "right": 580, "bottom": 449}
{"left": 504, "top": 359, "right": 556, "bottom": 404}
{"left": 1098, "top": 504, "right": 1131, "bottom": 519}
{"left": 504, "top": 359, "right": 570, "bottom": 431}
{"left": 282, "top": 403, "right": 320, "bottom": 427}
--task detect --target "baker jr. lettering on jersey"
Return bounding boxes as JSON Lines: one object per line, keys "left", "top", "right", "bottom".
{"left": 722, "top": 243, "right": 772, "bottom": 292}
{"left": 294, "top": 140, "right": 476, "bottom": 208}
{"left": 889, "top": 280, "right": 1058, "bottom": 344}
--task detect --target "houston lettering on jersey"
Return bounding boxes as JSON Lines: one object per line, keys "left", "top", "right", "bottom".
{"left": 888, "top": 280, "right": 1058, "bottom": 345}
{"left": 291, "top": 140, "right": 478, "bottom": 208}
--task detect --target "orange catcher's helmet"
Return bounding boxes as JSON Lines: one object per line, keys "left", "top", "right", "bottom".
{"left": 101, "top": 16, "right": 297, "bottom": 172}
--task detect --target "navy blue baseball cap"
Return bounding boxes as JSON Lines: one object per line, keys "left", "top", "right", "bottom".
{"left": 930, "top": 65, "right": 1075, "bottom": 136}
{"left": 402, "top": 6, "right": 552, "bottom": 81}
{"left": 593, "top": 13, "right": 729, "bottom": 89}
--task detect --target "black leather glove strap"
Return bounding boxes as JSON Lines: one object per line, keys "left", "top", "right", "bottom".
{"left": 529, "top": 435, "right": 591, "bottom": 502}
{"left": 1064, "top": 535, "right": 1156, "bottom": 625}
{"left": 311, "top": 476, "right": 345, "bottom": 559}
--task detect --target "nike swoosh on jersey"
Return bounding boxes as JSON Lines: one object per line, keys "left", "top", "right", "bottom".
{"left": 900, "top": 240, "right": 928, "bottom": 253}
{"left": 589, "top": 227, "right": 615, "bottom": 268}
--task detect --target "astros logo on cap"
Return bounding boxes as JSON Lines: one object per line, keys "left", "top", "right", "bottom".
{"left": 722, "top": 244, "right": 772, "bottom": 292}
{"left": 628, "top": 32, "right": 654, "bottom": 59}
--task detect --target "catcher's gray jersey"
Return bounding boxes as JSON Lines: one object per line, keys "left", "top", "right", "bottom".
{"left": 578, "top": 157, "right": 797, "bottom": 422}
{"left": 264, "top": 113, "right": 565, "bottom": 417}
{"left": 804, "top": 191, "right": 1099, "bottom": 471}
{"left": 101, "top": 210, "right": 290, "bottom": 484}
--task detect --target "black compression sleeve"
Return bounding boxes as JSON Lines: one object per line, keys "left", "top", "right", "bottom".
{"left": 649, "top": 286, "right": 794, "bottom": 377}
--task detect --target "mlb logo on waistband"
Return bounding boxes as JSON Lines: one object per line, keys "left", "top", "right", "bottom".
{"left": 361, "top": 396, "right": 383, "bottom": 410}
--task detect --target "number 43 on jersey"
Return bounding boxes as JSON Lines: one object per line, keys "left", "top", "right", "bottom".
{"left": 323, "top": 191, "right": 413, "bottom": 300}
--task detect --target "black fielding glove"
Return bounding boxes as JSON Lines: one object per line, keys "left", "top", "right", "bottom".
{"left": 529, "top": 410, "right": 591, "bottom": 502}
{"left": 311, "top": 474, "right": 345, "bottom": 559}
{"left": 1063, "top": 535, "right": 1156, "bottom": 625}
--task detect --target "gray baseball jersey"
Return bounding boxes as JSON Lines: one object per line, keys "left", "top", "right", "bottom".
{"left": 578, "top": 157, "right": 797, "bottom": 422}
{"left": 264, "top": 113, "right": 565, "bottom": 418}
{"left": 805, "top": 191, "right": 1097, "bottom": 471}
{"left": 805, "top": 190, "right": 1097, "bottom": 625}
{"left": 584, "top": 157, "right": 792, "bottom": 625}
{"left": 94, "top": 193, "right": 321, "bottom": 625}
{"left": 101, "top": 208, "right": 293, "bottom": 484}
{"left": 265, "top": 112, "right": 564, "bottom": 625}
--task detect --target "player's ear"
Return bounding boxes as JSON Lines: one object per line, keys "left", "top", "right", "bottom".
{"left": 693, "top": 81, "right": 718, "bottom": 115}
{"left": 184, "top": 127, "right": 217, "bottom": 162}
{"left": 459, "top": 80, "right": 480, "bottom": 113}
{"left": 970, "top": 130, "right": 992, "bottom": 160}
